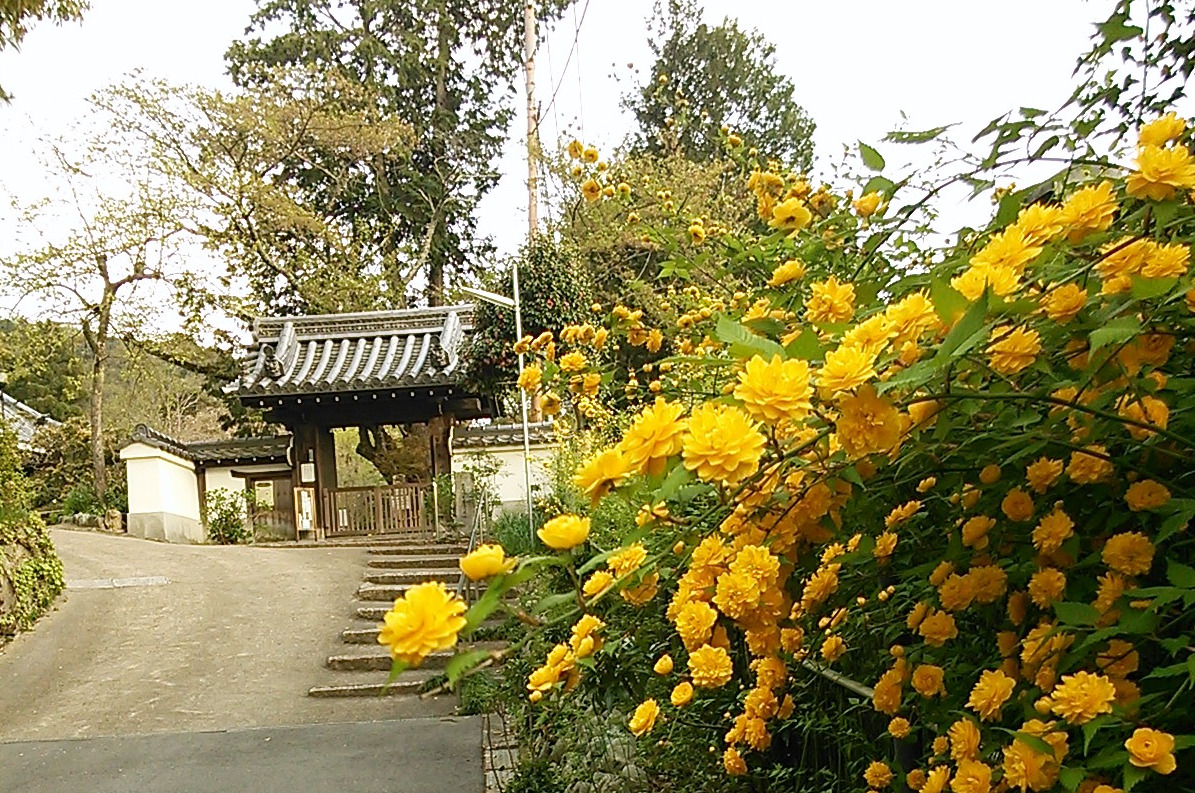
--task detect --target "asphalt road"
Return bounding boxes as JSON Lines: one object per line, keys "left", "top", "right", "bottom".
{"left": 0, "top": 530, "right": 477, "bottom": 792}
{"left": 0, "top": 717, "right": 482, "bottom": 793}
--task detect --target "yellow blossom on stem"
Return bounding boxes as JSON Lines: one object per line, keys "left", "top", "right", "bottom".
{"left": 1032, "top": 507, "right": 1074, "bottom": 553}
{"left": 1058, "top": 181, "right": 1117, "bottom": 243}
{"left": 913, "top": 665, "right": 947, "bottom": 698}
{"left": 1138, "top": 112, "right": 1186, "bottom": 147}
{"left": 804, "top": 276, "right": 856, "bottom": 324}
{"left": 537, "top": 514, "right": 591, "bottom": 550}
{"left": 987, "top": 326, "right": 1041, "bottom": 374}
{"left": 835, "top": 385, "right": 903, "bottom": 457}
{"left": 1049, "top": 670, "right": 1117, "bottom": 724}
{"left": 817, "top": 344, "right": 878, "bottom": 393}
{"left": 377, "top": 582, "right": 467, "bottom": 667}
{"left": 628, "top": 699, "right": 660, "bottom": 737}
{"left": 770, "top": 197, "right": 813, "bottom": 232}
{"left": 681, "top": 403, "right": 766, "bottom": 486}
{"left": 573, "top": 448, "right": 633, "bottom": 505}
{"left": 1125, "top": 479, "right": 1170, "bottom": 511}
{"left": 671, "top": 680, "right": 694, "bottom": 706}
{"left": 1026, "top": 458, "right": 1064, "bottom": 493}
{"left": 688, "top": 644, "right": 734, "bottom": 688}
{"left": 1126, "top": 144, "right": 1195, "bottom": 201}
{"left": 865, "top": 761, "right": 895, "bottom": 788}
{"left": 854, "top": 191, "right": 882, "bottom": 218}
{"left": 734, "top": 354, "right": 813, "bottom": 423}
{"left": 1101, "top": 531, "right": 1155, "bottom": 575}
{"left": 517, "top": 364, "right": 542, "bottom": 393}
{"left": 582, "top": 570, "right": 614, "bottom": 599}
{"left": 459, "top": 543, "right": 516, "bottom": 580}
{"left": 1041, "top": 283, "right": 1087, "bottom": 323}
{"left": 1125, "top": 727, "right": 1177, "bottom": 774}
{"left": 767, "top": 258, "right": 806, "bottom": 287}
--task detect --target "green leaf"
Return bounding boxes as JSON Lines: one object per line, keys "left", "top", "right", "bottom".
{"left": 1082, "top": 715, "right": 1111, "bottom": 753}
{"left": 386, "top": 658, "right": 410, "bottom": 686}
{"left": 1168, "top": 561, "right": 1195, "bottom": 588}
{"left": 446, "top": 648, "right": 493, "bottom": 685}
{"left": 1123, "top": 763, "right": 1148, "bottom": 793}
{"left": 714, "top": 314, "right": 785, "bottom": 361}
{"left": 884, "top": 125, "right": 954, "bottom": 144}
{"left": 932, "top": 294, "right": 988, "bottom": 364}
{"left": 863, "top": 175, "right": 896, "bottom": 197}
{"left": 1089, "top": 315, "right": 1142, "bottom": 354}
{"left": 1054, "top": 601, "right": 1100, "bottom": 627}
{"left": 858, "top": 141, "right": 885, "bottom": 171}
{"left": 1130, "top": 275, "right": 1179, "bottom": 300}
{"left": 784, "top": 329, "right": 824, "bottom": 361}
{"left": 657, "top": 464, "right": 693, "bottom": 501}
{"left": 1098, "top": 14, "right": 1144, "bottom": 44}
{"left": 929, "top": 276, "right": 968, "bottom": 326}
{"left": 1013, "top": 731, "right": 1056, "bottom": 756}
{"left": 1058, "top": 766, "right": 1084, "bottom": 792}
{"left": 461, "top": 586, "right": 505, "bottom": 634}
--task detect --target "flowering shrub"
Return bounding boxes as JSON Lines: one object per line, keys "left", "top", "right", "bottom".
{"left": 376, "top": 9, "right": 1195, "bottom": 792}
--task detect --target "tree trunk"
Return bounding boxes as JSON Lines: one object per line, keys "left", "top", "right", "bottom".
{"left": 89, "top": 352, "right": 107, "bottom": 502}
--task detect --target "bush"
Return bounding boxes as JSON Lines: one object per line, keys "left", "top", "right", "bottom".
{"left": 61, "top": 483, "right": 103, "bottom": 516}
{"left": 458, "top": 668, "right": 502, "bottom": 715}
{"left": 204, "top": 488, "right": 253, "bottom": 544}
{"left": 491, "top": 509, "right": 539, "bottom": 557}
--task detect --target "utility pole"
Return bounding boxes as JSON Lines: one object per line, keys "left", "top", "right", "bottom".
{"left": 517, "top": 0, "right": 538, "bottom": 542}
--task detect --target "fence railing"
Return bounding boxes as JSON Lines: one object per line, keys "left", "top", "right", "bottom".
{"left": 322, "top": 484, "right": 430, "bottom": 538}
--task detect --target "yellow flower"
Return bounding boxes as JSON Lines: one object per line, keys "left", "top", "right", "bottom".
{"left": 918, "top": 609, "right": 958, "bottom": 647}
{"left": 628, "top": 698, "right": 660, "bottom": 736}
{"left": 924, "top": 766, "right": 951, "bottom": 793}
{"left": 817, "top": 344, "right": 878, "bottom": 393}
{"left": 835, "top": 385, "right": 902, "bottom": 457}
{"left": 517, "top": 364, "right": 542, "bottom": 393}
{"left": 608, "top": 543, "right": 648, "bottom": 577}
{"left": 569, "top": 613, "right": 605, "bottom": 658}
{"left": 768, "top": 258, "right": 807, "bottom": 287}
{"left": 917, "top": 476, "right": 938, "bottom": 492}
{"left": 459, "top": 543, "right": 516, "bottom": 580}
{"left": 913, "top": 664, "right": 947, "bottom": 697}
{"left": 377, "top": 582, "right": 467, "bottom": 667}
{"left": 873, "top": 531, "right": 898, "bottom": 561}
{"left": 537, "top": 514, "right": 591, "bottom": 550}
{"left": 1002, "top": 719, "right": 1069, "bottom": 792}
{"left": 723, "top": 746, "right": 747, "bottom": 775}
{"left": 821, "top": 635, "right": 847, "bottom": 662}
{"left": 1041, "top": 283, "right": 1087, "bottom": 323}
{"left": 1101, "top": 531, "right": 1155, "bottom": 575}
{"left": 1012, "top": 203, "right": 1064, "bottom": 245}
{"left": 714, "top": 570, "right": 760, "bottom": 619}
{"left": 653, "top": 654, "right": 674, "bottom": 675}
{"left": 854, "top": 191, "right": 882, "bottom": 218}
{"left": 1049, "top": 670, "right": 1116, "bottom": 724}
{"left": 907, "top": 769, "right": 928, "bottom": 791}
{"left": 734, "top": 354, "right": 813, "bottom": 423}
{"left": 1096, "top": 236, "right": 1153, "bottom": 294}
{"left": 582, "top": 570, "right": 615, "bottom": 598}
{"left": 681, "top": 403, "right": 765, "bottom": 486}
{"left": 621, "top": 572, "right": 660, "bottom": 605}
{"left": 573, "top": 448, "right": 633, "bottom": 504}
{"left": 688, "top": 644, "right": 734, "bottom": 688}
{"left": 1142, "top": 242, "right": 1190, "bottom": 279}
{"left": 1125, "top": 727, "right": 1177, "bottom": 774}
{"left": 540, "top": 391, "right": 562, "bottom": 416}
{"left": 581, "top": 178, "right": 602, "bottom": 202}
{"left": 1117, "top": 394, "right": 1169, "bottom": 440}
{"left": 687, "top": 221, "right": 707, "bottom": 244}
{"left": 885, "top": 500, "right": 922, "bottom": 528}
{"left": 1125, "top": 479, "right": 1170, "bottom": 511}
{"left": 1026, "top": 457, "right": 1064, "bottom": 493}
{"left": 865, "top": 761, "right": 895, "bottom": 788}
{"left": 804, "top": 276, "right": 856, "bottom": 324}
{"left": 872, "top": 665, "right": 905, "bottom": 715}
{"left": 1139, "top": 112, "right": 1186, "bottom": 147}
{"left": 967, "top": 669, "right": 1016, "bottom": 721}
{"left": 1028, "top": 568, "right": 1067, "bottom": 608}
{"left": 674, "top": 600, "right": 718, "bottom": 650}
{"left": 987, "top": 326, "right": 1041, "bottom": 375}
{"left": 971, "top": 226, "right": 1043, "bottom": 275}
{"left": 770, "top": 197, "right": 813, "bottom": 232}
{"left": 1058, "top": 181, "right": 1117, "bottom": 243}
{"left": 558, "top": 350, "right": 587, "bottom": 372}
{"left": 949, "top": 718, "right": 982, "bottom": 761}
{"left": 620, "top": 398, "right": 688, "bottom": 477}
{"left": 1067, "top": 446, "right": 1114, "bottom": 484}
{"left": 889, "top": 717, "right": 912, "bottom": 739}
{"left": 581, "top": 145, "right": 599, "bottom": 163}
{"left": 939, "top": 573, "right": 977, "bottom": 612}
{"left": 961, "top": 515, "right": 995, "bottom": 549}
{"left": 670, "top": 680, "right": 694, "bottom": 707}
{"left": 1032, "top": 507, "right": 1074, "bottom": 553}
{"left": 951, "top": 760, "right": 992, "bottom": 793}
{"left": 1126, "top": 144, "right": 1195, "bottom": 201}
{"left": 1001, "top": 488, "right": 1035, "bottom": 522}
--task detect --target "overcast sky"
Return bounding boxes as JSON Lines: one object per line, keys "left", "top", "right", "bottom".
{"left": 0, "top": 0, "right": 1100, "bottom": 308}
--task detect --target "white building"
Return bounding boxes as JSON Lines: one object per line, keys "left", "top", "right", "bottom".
{"left": 450, "top": 421, "right": 557, "bottom": 516}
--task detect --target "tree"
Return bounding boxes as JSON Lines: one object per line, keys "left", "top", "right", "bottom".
{"left": 623, "top": 0, "right": 815, "bottom": 170}
{"left": 224, "top": 0, "right": 574, "bottom": 306}
{"left": 2, "top": 138, "right": 196, "bottom": 504}
{"left": 0, "top": 318, "right": 87, "bottom": 420}
{"left": 96, "top": 72, "right": 415, "bottom": 317}
{"left": 0, "top": 0, "right": 86, "bottom": 101}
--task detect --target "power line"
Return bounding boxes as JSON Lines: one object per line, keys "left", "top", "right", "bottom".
{"left": 539, "top": 0, "right": 591, "bottom": 126}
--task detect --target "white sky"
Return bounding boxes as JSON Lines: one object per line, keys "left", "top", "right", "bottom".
{"left": 0, "top": 0, "right": 1098, "bottom": 320}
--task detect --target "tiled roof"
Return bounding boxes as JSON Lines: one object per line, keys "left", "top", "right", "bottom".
{"left": 228, "top": 305, "right": 474, "bottom": 398}
{"left": 453, "top": 421, "right": 557, "bottom": 449}
{"left": 0, "top": 393, "right": 60, "bottom": 447}
{"left": 128, "top": 424, "right": 292, "bottom": 465}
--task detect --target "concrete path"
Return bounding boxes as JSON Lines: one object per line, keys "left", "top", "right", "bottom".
{"left": 0, "top": 530, "right": 457, "bottom": 742}
{"left": 0, "top": 716, "right": 482, "bottom": 793}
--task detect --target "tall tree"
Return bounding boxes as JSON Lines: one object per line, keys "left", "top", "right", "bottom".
{"left": 224, "top": 0, "right": 573, "bottom": 306}
{"left": 2, "top": 140, "right": 195, "bottom": 503}
{"left": 0, "top": 0, "right": 86, "bottom": 101}
{"left": 0, "top": 318, "right": 87, "bottom": 420}
{"left": 624, "top": 0, "right": 816, "bottom": 170}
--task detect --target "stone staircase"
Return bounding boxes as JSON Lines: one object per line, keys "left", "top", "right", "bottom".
{"left": 309, "top": 537, "right": 491, "bottom": 698}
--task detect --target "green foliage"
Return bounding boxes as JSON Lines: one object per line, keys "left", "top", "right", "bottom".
{"left": 457, "top": 667, "right": 502, "bottom": 715}
{"left": 204, "top": 488, "right": 254, "bottom": 545}
{"left": 61, "top": 483, "right": 103, "bottom": 516}
{"left": 0, "top": 0, "right": 86, "bottom": 101}
{"left": 491, "top": 509, "right": 539, "bottom": 558}
{"left": 624, "top": 0, "right": 815, "bottom": 169}
{"left": 0, "top": 318, "right": 86, "bottom": 421}
{"left": 26, "top": 416, "right": 124, "bottom": 510}
{"left": 223, "top": 0, "right": 573, "bottom": 306}
{"left": 0, "top": 428, "right": 64, "bottom": 640}
{"left": 463, "top": 239, "right": 593, "bottom": 394}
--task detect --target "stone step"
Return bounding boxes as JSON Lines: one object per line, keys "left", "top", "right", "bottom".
{"left": 357, "top": 581, "right": 482, "bottom": 601}
{"left": 354, "top": 602, "right": 393, "bottom": 621}
{"left": 363, "top": 569, "right": 459, "bottom": 586}
{"left": 327, "top": 641, "right": 506, "bottom": 672}
{"left": 307, "top": 669, "right": 442, "bottom": 698}
{"left": 342, "top": 620, "right": 505, "bottom": 645}
{"left": 367, "top": 554, "right": 462, "bottom": 570}
{"left": 369, "top": 544, "right": 467, "bottom": 556}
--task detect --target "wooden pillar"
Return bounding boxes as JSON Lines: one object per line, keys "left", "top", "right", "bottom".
{"left": 292, "top": 424, "right": 338, "bottom": 533}
{"left": 427, "top": 415, "right": 452, "bottom": 479}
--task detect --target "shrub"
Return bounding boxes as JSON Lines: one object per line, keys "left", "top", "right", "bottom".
{"left": 61, "top": 483, "right": 103, "bottom": 516}
{"left": 204, "top": 488, "right": 253, "bottom": 544}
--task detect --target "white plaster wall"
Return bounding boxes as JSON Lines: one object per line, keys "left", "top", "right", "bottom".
{"left": 119, "top": 443, "right": 200, "bottom": 522}
{"left": 452, "top": 444, "right": 555, "bottom": 510}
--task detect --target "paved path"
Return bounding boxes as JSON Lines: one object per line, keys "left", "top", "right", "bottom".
{"left": 0, "top": 529, "right": 457, "bottom": 742}
{"left": 0, "top": 717, "right": 481, "bottom": 793}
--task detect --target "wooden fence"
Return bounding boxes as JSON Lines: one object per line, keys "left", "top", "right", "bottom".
{"left": 321, "top": 484, "right": 430, "bottom": 539}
